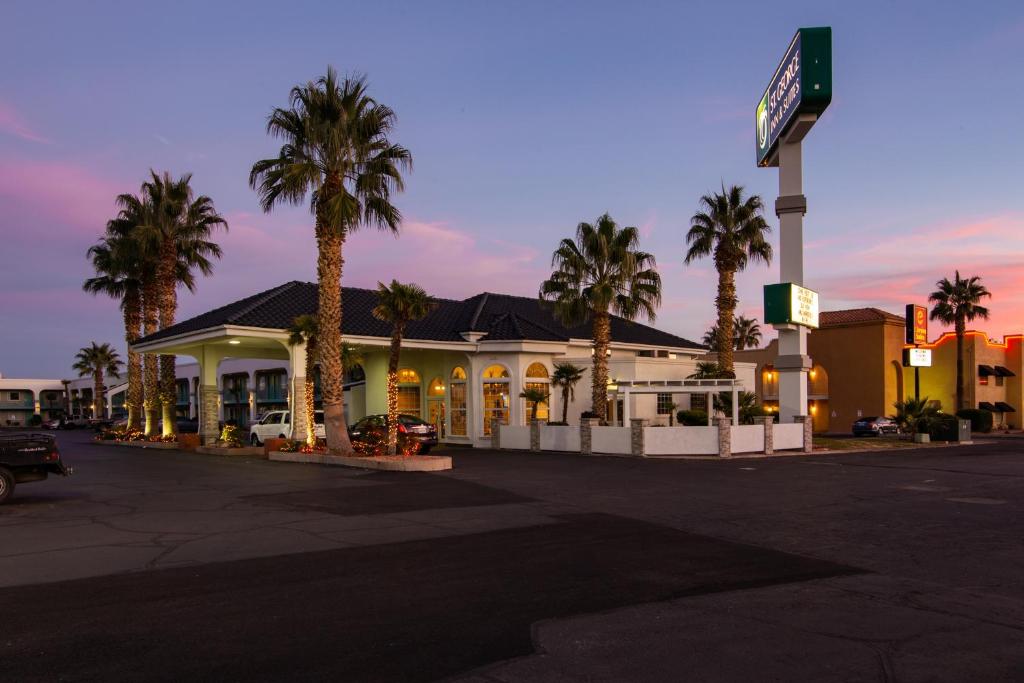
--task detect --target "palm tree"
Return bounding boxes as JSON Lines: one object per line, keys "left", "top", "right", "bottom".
{"left": 137, "top": 171, "right": 227, "bottom": 437}
{"left": 733, "top": 315, "right": 762, "bottom": 350}
{"left": 702, "top": 326, "right": 719, "bottom": 349}
{"left": 540, "top": 214, "right": 661, "bottom": 423}
{"left": 286, "top": 314, "right": 320, "bottom": 447}
{"left": 551, "top": 362, "right": 585, "bottom": 424}
{"left": 688, "top": 361, "right": 729, "bottom": 379}
{"left": 892, "top": 396, "right": 940, "bottom": 435}
{"left": 685, "top": 185, "right": 772, "bottom": 375}
{"left": 371, "top": 280, "right": 435, "bottom": 455}
{"left": 73, "top": 343, "right": 123, "bottom": 420}
{"left": 84, "top": 224, "right": 146, "bottom": 430}
{"left": 929, "top": 271, "right": 991, "bottom": 410}
{"left": 250, "top": 68, "right": 412, "bottom": 454}
{"left": 520, "top": 387, "right": 549, "bottom": 422}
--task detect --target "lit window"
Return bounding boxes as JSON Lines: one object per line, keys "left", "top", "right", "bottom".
{"left": 525, "top": 362, "right": 549, "bottom": 379}
{"left": 397, "top": 386, "right": 421, "bottom": 416}
{"left": 483, "top": 364, "right": 510, "bottom": 379}
{"left": 450, "top": 382, "right": 467, "bottom": 436}
{"left": 450, "top": 366, "right": 467, "bottom": 380}
{"left": 523, "top": 381, "right": 549, "bottom": 422}
{"left": 427, "top": 376, "right": 445, "bottom": 396}
{"left": 397, "top": 368, "right": 421, "bottom": 384}
{"left": 483, "top": 381, "right": 509, "bottom": 434}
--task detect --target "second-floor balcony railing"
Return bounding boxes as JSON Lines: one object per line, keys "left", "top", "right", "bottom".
{"left": 0, "top": 394, "right": 36, "bottom": 410}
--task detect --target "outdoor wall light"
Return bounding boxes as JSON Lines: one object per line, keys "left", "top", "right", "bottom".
{"left": 229, "top": 340, "right": 241, "bottom": 345}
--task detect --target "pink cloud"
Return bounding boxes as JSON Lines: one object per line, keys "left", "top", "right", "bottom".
{"left": 0, "top": 160, "right": 125, "bottom": 237}
{"left": 0, "top": 102, "right": 51, "bottom": 144}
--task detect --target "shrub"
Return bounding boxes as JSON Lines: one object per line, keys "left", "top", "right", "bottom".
{"left": 929, "top": 413, "right": 959, "bottom": 441}
{"left": 676, "top": 410, "right": 708, "bottom": 426}
{"left": 28, "top": 414, "right": 42, "bottom": 427}
{"left": 955, "top": 408, "right": 992, "bottom": 434}
{"left": 277, "top": 439, "right": 302, "bottom": 453}
{"left": 219, "top": 425, "right": 244, "bottom": 448}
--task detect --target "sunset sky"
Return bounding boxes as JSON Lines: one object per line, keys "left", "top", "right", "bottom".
{"left": 2, "top": 1, "right": 1023, "bottom": 377}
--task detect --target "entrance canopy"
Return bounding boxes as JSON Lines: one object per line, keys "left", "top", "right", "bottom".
{"left": 608, "top": 378, "right": 747, "bottom": 426}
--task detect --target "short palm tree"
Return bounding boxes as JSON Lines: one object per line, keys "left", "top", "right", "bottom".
{"left": 73, "top": 343, "right": 123, "bottom": 420}
{"left": 84, "top": 224, "right": 147, "bottom": 430}
{"left": 286, "top": 314, "right": 320, "bottom": 447}
{"left": 250, "top": 67, "right": 412, "bottom": 454}
{"left": 520, "top": 387, "right": 549, "bottom": 422}
{"left": 372, "top": 280, "right": 435, "bottom": 455}
{"left": 929, "top": 271, "right": 991, "bottom": 410}
{"left": 688, "top": 361, "right": 730, "bottom": 379}
{"left": 551, "top": 362, "right": 585, "bottom": 424}
{"left": 733, "top": 315, "right": 762, "bottom": 350}
{"left": 136, "top": 171, "right": 227, "bottom": 437}
{"left": 540, "top": 214, "right": 661, "bottom": 423}
{"left": 685, "top": 185, "right": 772, "bottom": 375}
{"left": 892, "top": 396, "right": 940, "bottom": 435}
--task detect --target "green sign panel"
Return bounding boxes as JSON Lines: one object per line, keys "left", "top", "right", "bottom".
{"left": 756, "top": 27, "right": 833, "bottom": 166}
{"left": 764, "top": 282, "right": 819, "bottom": 328}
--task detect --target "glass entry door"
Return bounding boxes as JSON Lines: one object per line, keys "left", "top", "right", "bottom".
{"left": 428, "top": 398, "right": 446, "bottom": 439}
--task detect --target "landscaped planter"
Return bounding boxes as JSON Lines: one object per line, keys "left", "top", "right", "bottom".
{"left": 195, "top": 446, "right": 266, "bottom": 458}
{"left": 102, "top": 440, "right": 179, "bottom": 450}
{"left": 268, "top": 451, "right": 452, "bottom": 471}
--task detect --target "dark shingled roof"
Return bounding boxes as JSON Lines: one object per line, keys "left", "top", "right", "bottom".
{"left": 138, "top": 281, "right": 702, "bottom": 349}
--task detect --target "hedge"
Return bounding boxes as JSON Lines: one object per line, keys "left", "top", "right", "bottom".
{"left": 955, "top": 408, "right": 993, "bottom": 433}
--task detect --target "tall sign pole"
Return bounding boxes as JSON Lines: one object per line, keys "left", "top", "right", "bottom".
{"left": 757, "top": 27, "right": 832, "bottom": 424}
{"left": 903, "top": 304, "right": 931, "bottom": 401}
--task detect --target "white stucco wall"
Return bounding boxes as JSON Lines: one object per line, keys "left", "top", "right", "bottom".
{"left": 501, "top": 425, "right": 531, "bottom": 450}
{"left": 540, "top": 425, "right": 581, "bottom": 452}
{"left": 590, "top": 426, "right": 631, "bottom": 454}
{"left": 643, "top": 426, "right": 718, "bottom": 455}
{"left": 774, "top": 423, "right": 804, "bottom": 450}
{"left": 731, "top": 424, "right": 765, "bottom": 454}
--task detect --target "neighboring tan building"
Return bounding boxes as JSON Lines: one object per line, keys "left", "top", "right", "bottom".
{"left": 736, "top": 308, "right": 1022, "bottom": 433}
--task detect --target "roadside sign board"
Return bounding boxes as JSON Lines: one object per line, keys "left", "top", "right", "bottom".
{"left": 764, "top": 282, "right": 819, "bottom": 328}
{"left": 905, "top": 304, "right": 928, "bottom": 344}
{"left": 755, "top": 27, "right": 833, "bottom": 166}
{"left": 903, "top": 348, "right": 932, "bottom": 367}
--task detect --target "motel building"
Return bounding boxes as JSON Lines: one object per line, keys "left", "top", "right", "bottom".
{"left": 130, "top": 281, "right": 756, "bottom": 446}
{"left": 735, "top": 307, "right": 1021, "bottom": 433}
{"left": 0, "top": 374, "right": 66, "bottom": 427}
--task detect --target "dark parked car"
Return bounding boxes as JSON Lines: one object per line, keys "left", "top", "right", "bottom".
{"left": 0, "top": 433, "right": 72, "bottom": 504}
{"left": 349, "top": 414, "right": 438, "bottom": 453}
{"left": 852, "top": 416, "right": 899, "bottom": 437}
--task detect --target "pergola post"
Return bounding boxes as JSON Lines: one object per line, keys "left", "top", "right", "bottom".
{"left": 198, "top": 345, "right": 225, "bottom": 446}
{"left": 706, "top": 391, "right": 713, "bottom": 426}
{"left": 732, "top": 387, "right": 739, "bottom": 426}
{"left": 289, "top": 342, "right": 309, "bottom": 442}
{"left": 622, "top": 388, "right": 631, "bottom": 424}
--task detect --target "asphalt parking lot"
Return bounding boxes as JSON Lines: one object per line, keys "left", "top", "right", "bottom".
{"left": 2, "top": 431, "right": 1023, "bottom": 681}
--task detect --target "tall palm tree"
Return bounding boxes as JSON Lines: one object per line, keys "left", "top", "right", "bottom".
{"left": 84, "top": 223, "right": 146, "bottom": 430}
{"left": 685, "top": 185, "right": 772, "bottom": 375}
{"left": 540, "top": 214, "right": 661, "bottom": 422}
{"left": 733, "top": 315, "right": 762, "bottom": 350}
{"left": 929, "top": 270, "right": 991, "bottom": 410}
{"left": 73, "top": 342, "right": 123, "bottom": 420}
{"left": 137, "top": 171, "right": 227, "bottom": 437}
{"left": 286, "top": 314, "right": 319, "bottom": 447}
{"left": 551, "top": 362, "right": 585, "bottom": 424}
{"left": 372, "top": 280, "right": 435, "bottom": 455}
{"left": 250, "top": 67, "right": 412, "bottom": 454}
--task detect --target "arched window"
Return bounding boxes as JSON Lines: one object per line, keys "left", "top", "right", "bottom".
{"left": 525, "top": 362, "right": 549, "bottom": 379}
{"left": 397, "top": 368, "right": 421, "bottom": 417}
{"left": 482, "top": 364, "right": 510, "bottom": 434}
{"left": 427, "top": 376, "right": 445, "bottom": 397}
{"left": 450, "top": 367, "right": 467, "bottom": 436}
{"left": 523, "top": 362, "right": 549, "bottom": 423}
{"left": 483, "top": 364, "right": 510, "bottom": 379}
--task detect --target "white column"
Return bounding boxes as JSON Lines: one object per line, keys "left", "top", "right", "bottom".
{"left": 775, "top": 123, "right": 813, "bottom": 424}
{"left": 732, "top": 387, "right": 739, "bottom": 426}
{"left": 622, "top": 388, "right": 631, "bottom": 424}
{"left": 706, "top": 391, "right": 713, "bottom": 425}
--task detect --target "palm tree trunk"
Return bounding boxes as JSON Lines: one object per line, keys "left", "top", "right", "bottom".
{"left": 715, "top": 263, "right": 737, "bottom": 376}
{"left": 304, "top": 349, "right": 316, "bottom": 447}
{"left": 955, "top": 317, "right": 966, "bottom": 411}
{"left": 561, "top": 386, "right": 570, "bottom": 424}
{"left": 315, "top": 188, "right": 353, "bottom": 455}
{"left": 142, "top": 279, "right": 160, "bottom": 435}
{"left": 591, "top": 310, "right": 611, "bottom": 423}
{"left": 158, "top": 242, "right": 178, "bottom": 437}
{"left": 386, "top": 327, "right": 403, "bottom": 455}
{"left": 124, "top": 286, "right": 143, "bottom": 431}
{"left": 94, "top": 368, "right": 104, "bottom": 421}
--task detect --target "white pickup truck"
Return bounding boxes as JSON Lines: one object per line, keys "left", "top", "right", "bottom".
{"left": 249, "top": 410, "right": 325, "bottom": 445}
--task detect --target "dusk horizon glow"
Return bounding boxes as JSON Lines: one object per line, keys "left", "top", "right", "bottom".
{"left": 2, "top": 1, "right": 1022, "bottom": 377}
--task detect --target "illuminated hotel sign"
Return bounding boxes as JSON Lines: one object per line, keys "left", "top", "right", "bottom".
{"left": 903, "top": 348, "right": 932, "bottom": 367}
{"left": 755, "top": 27, "right": 833, "bottom": 166}
{"left": 905, "top": 304, "right": 928, "bottom": 345}
{"left": 764, "top": 282, "right": 819, "bottom": 329}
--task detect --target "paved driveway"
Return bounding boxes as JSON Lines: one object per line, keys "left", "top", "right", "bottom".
{"left": 2, "top": 431, "right": 1023, "bottom": 681}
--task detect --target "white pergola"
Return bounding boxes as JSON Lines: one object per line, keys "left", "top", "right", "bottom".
{"left": 610, "top": 378, "right": 746, "bottom": 426}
